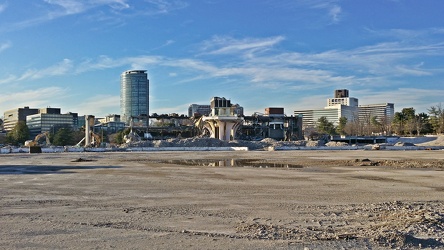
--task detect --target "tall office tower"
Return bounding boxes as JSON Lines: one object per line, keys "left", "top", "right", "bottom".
{"left": 120, "top": 70, "right": 149, "bottom": 125}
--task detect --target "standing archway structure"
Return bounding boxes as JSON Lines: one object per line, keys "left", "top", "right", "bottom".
{"left": 201, "top": 97, "right": 244, "bottom": 141}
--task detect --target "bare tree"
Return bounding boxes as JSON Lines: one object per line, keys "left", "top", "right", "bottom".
{"left": 428, "top": 104, "right": 444, "bottom": 134}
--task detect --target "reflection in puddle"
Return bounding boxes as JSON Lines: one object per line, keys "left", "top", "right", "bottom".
{"left": 158, "top": 159, "right": 303, "bottom": 169}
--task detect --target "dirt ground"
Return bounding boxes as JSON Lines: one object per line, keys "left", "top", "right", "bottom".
{"left": 1, "top": 150, "right": 444, "bottom": 249}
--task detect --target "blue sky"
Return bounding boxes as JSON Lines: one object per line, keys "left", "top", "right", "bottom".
{"left": 1, "top": 0, "right": 444, "bottom": 117}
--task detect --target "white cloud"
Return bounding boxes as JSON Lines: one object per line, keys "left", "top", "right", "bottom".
{"left": 44, "top": 0, "right": 130, "bottom": 15}
{"left": 0, "top": 59, "right": 73, "bottom": 85}
{"left": 329, "top": 5, "right": 341, "bottom": 23}
{"left": 0, "top": 2, "right": 7, "bottom": 13}
{"left": 365, "top": 28, "right": 444, "bottom": 42}
{"left": 144, "top": 0, "right": 188, "bottom": 14}
{"left": 44, "top": 0, "right": 86, "bottom": 15}
{"left": 394, "top": 65, "right": 431, "bottom": 76}
{"left": 296, "top": 0, "right": 343, "bottom": 23}
{"left": 201, "top": 36, "right": 285, "bottom": 55}
{"left": 75, "top": 55, "right": 161, "bottom": 73}
{"left": 0, "top": 87, "right": 68, "bottom": 111}
{"left": 18, "top": 59, "right": 73, "bottom": 81}
{"left": 73, "top": 94, "right": 120, "bottom": 116}
{"left": 0, "top": 1, "right": 132, "bottom": 32}
{"left": 0, "top": 75, "right": 16, "bottom": 85}
{"left": 66, "top": 35, "right": 443, "bottom": 92}
{"left": 0, "top": 41, "right": 11, "bottom": 53}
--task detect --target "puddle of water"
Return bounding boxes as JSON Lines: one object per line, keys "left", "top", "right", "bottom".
{"left": 156, "top": 159, "right": 303, "bottom": 169}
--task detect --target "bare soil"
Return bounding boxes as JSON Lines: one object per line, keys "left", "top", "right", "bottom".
{"left": 1, "top": 150, "right": 444, "bottom": 249}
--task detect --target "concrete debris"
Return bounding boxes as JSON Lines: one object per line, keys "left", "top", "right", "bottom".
{"left": 236, "top": 201, "right": 444, "bottom": 249}
{"left": 121, "top": 137, "right": 310, "bottom": 150}
{"left": 394, "top": 141, "right": 416, "bottom": 146}
{"left": 112, "top": 135, "right": 444, "bottom": 150}
{"left": 325, "top": 141, "right": 349, "bottom": 147}
{"left": 305, "top": 140, "right": 326, "bottom": 147}
{"left": 124, "top": 132, "right": 141, "bottom": 144}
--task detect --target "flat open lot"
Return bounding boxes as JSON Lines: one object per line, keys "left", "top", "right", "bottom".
{"left": 1, "top": 150, "right": 444, "bottom": 249}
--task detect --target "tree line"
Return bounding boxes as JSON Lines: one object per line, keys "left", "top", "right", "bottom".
{"left": 315, "top": 104, "right": 444, "bottom": 136}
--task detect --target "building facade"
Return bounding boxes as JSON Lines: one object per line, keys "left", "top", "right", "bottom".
{"left": 327, "top": 97, "right": 359, "bottom": 107}
{"left": 188, "top": 104, "right": 211, "bottom": 117}
{"left": 96, "top": 114, "right": 125, "bottom": 134}
{"left": 327, "top": 89, "right": 359, "bottom": 107}
{"left": 120, "top": 70, "right": 149, "bottom": 125}
{"left": 3, "top": 106, "right": 39, "bottom": 132}
{"left": 294, "top": 105, "right": 358, "bottom": 128}
{"left": 27, "top": 113, "right": 75, "bottom": 138}
{"left": 294, "top": 89, "right": 394, "bottom": 134}
{"left": 358, "top": 103, "right": 395, "bottom": 123}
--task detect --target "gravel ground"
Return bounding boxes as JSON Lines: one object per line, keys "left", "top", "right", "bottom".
{"left": 1, "top": 150, "right": 444, "bottom": 249}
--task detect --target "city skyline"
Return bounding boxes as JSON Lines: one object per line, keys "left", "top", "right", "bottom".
{"left": 1, "top": 1, "right": 444, "bottom": 117}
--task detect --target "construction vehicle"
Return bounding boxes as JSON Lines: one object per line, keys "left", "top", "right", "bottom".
{"left": 76, "top": 132, "right": 102, "bottom": 147}
{"left": 25, "top": 132, "right": 51, "bottom": 147}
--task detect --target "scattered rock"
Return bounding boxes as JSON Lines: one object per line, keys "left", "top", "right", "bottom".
{"left": 71, "top": 158, "right": 95, "bottom": 162}
{"left": 325, "top": 141, "right": 349, "bottom": 147}
{"left": 395, "top": 142, "right": 416, "bottom": 146}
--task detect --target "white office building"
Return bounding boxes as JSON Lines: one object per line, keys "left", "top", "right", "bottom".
{"left": 294, "top": 89, "right": 394, "bottom": 130}
{"left": 359, "top": 103, "right": 395, "bottom": 123}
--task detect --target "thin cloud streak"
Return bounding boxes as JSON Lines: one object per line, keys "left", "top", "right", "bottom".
{"left": 0, "top": 87, "right": 68, "bottom": 111}
{"left": 18, "top": 59, "right": 73, "bottom": 81}
{"left": 0, "top": 59, "right": 73, "bottom": 84}
{"left": 0, "top": 0, "right": 187, "bottom": 33}
{"left": 298, "top": 0, "right": 343, "bottom": 23}
{"left": 74, "top": 94, "right": 120, "bottom": 116}
{"left": 201, "top": 36, "right": 285, "bottom": 55}
{"left": 144, "top": 0, "right": 188, "bottom": 14}
{"left": 0, "top": 2, "right": 7, "bottom": 13}
{"left": 0, "top": 41, "right": 11, "bottom": 52}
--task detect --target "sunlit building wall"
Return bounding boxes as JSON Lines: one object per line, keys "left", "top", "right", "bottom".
{"left": 3, "top": 106, "right": 39, "bottom": 132}
{"left": 27, "top": 113, "right": 74, "bottom": 138}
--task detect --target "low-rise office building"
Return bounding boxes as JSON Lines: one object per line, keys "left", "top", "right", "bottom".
{"left": 188, "top": 104, "right": 211, "bottom": 117}
{"left": 3, "top": 106, "right": 39, "bottom": 132}
{"left": 294, "top": 89, "right": 394, "bottom": 133}
{"left": 26, "top": 109, "right": 75, "bottom": 138}
{"left": 96, "top": 114, "right": 125, "bottom": 134}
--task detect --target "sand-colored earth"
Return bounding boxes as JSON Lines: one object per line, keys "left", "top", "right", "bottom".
{"left": 1, "top": 150, "right": 444, "bottom": 249}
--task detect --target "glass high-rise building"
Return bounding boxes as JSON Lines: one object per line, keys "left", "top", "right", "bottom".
{"left": 120, "top": 70, "right": 149, "bottom": 125}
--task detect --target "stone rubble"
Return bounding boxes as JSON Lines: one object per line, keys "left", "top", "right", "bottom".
{"left": 235, "top": 201, "right": 444, "bottom": 249}
{"left": 122, "top": 137, "right": 320, "bottom": 150}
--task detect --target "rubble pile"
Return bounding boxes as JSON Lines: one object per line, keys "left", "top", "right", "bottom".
{"left": 305, "top": 140, "right": 326, "bottom": 147}
{"left": 325, "top": 141, "right": 349, "bottom": 147}
{"left": 236, "top": 201, "right": 444, "bottom": 249}
{"left": 114, "top": 135, "right": 444, "bottom": 150}
{"left": 121, "top": 137, "right": 310, "bottom": 150}
{"left": 159, "top": 137, "right": 232, "bottom": 147}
